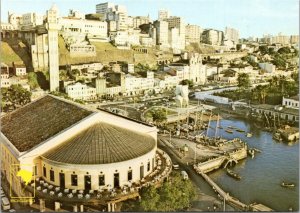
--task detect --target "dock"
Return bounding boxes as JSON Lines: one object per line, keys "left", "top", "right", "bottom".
{"left": 196, "top": 170, "right": 248, "bottom": 211}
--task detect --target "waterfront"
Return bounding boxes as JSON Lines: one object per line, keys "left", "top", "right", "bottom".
{"left": 206, "top": 118, "right": 299, "bottom": 211}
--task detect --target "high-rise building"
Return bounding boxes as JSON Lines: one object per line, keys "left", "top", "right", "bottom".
{"left": 158, "top": 9, "right": 169, "bottom": 20}
{"left": 185, "top": 24, "right": 202, "bottom": 43}
{"left": 153, "top": 20, "right": 169, "bottom": 47}
{"left": 165, "top": 16, "right": 186, "bottom": 49}
{"left": 271, "top": 33, "right": 290, "bottom": 44}
{"left": 46, "top": 4, "right": 60, "bottom": 92}
{"left": 224, "top": 27, "right": 239, "bottom": 44}
{"left": 96, "top": 2, "right": 115, "bottom": 16}
{"left": 201, "top": 29, "right": 224, "bottom": 46}
{"left": 290, "top": 35, "right": 299, "bottom": 44}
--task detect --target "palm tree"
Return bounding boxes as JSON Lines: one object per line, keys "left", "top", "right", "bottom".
{"left": 256, "top": 85, "right": 268, "bottom": 104}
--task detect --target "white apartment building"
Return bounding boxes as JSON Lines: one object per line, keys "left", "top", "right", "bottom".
{"left": 65, "top": 82, "right": 97, "bottom": 100}
{"left": 282, "top": 96, "right": 299, "bottom": 109}
{"left": 185, "top": 24, "right": 202, "bottom": 43}
{"left": 201, "top": 29, "right": 224, "bottom": 46}
{"left": 165, "top": 16, "right": 185, "bottom": 49}
{"left": 125, "top": 71, "right": 155, "bottom": 95}
{"left": 1, "top": 63, "right": 10, "bottom": 88}
{"left": 168, "top": 28, "right": 181, "bottom": 50}
{"left": 13, "top": 64, "right": 27, "bottom": 76}
{"left": 106, "top": 4, "right": 128, "bottom": 31}
{"left": 258, "top": 63, "right": 276, "bottom": 73}
{"left": 154, "top": 20, "right": 169, "bottom": 47}
{"left": 69, "top": 62, "right": 103, "bottom": 72}
{"left": 22, "top": 12, "right": 44, "bottom": 27}
{"left": 8, "top": 12, "right": 22, "bottom": 29}
{"left": 59, "top": 17, "right": 107, "bottom": 38}
{"left": 129, "top": 16, "right": 150, "bottom": 28}
{"left": 290, "top": 35, "right": 299, "bottom": 44}
{"left": 158, "top": 9, "right": 170, "bottom": 20}
{"left": 96, "top": 2, "right": 115, "bottom": 16}
{"left": 271, "top": 33, "right": 290, "bottom": 45}
{"left": 168, "top": 64, "right": 190, "bottom": 81}
{"left": 224, "top": 27, "right": 239, "bottom": 44}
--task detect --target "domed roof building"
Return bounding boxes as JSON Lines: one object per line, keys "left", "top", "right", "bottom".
{"left": 1, "top": 95, "right": 158, "bottom": 195}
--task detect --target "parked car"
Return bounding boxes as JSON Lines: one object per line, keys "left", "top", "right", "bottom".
{"left": 172, "top": 164, "right": 179, "bottom": 170}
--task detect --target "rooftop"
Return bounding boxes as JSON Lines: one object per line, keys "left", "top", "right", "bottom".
{"left": 1, "top": 95, "right": 94, "bottom": 152}
{"left": 42, "top": 122, "right": 156, "bottom": 164}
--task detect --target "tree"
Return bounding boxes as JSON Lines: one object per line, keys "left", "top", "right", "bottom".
{"left": 151, "top": 108, "right": 167, "bottom": 124}
{"left": 255, "top": 85, "right": 268, "bottom": 104}
{"left": 237, "top": 73, "right": 251, "bottom": 89}
{"left": 181, "top": 79, "right": 194, "bottom": 89}
{"left": 1, "top": 84, "right": 32, "bottom": 111}
{"left": 140, "top": 185, "right": 160, "bottom": 211}
{"left": 259, "top": 45, "right": 269, "bottom": 55}
{"left": 278, "top": 47, "right": 290, "bottom": 54}
{"left": 59, "top": 69, "right": 68, "bottom": 81}
{"left": 27, "top": 72, "right": 39, "bottom": 89}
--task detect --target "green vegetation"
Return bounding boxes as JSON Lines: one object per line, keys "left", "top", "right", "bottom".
{"left": 27, "top": 72, "right": 39, "bottom": 89}
{"left": 123, "top": 172, "right": 196, "bottom": 211}
{"left": 181, "top": 79, "right": 194, "bottom": 89}
{"left": 1, "top": 85, "right": 32, "bottom": 111}
{"left": 237, "top": 73, "right": 251, "bottom": 89}
{"left": 214, "top": 75, "right": 298, "bottom": 105}
{"left": 150, "top": 108, "right": 167, "bottom": 124}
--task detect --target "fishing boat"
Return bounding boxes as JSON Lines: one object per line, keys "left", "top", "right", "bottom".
{"left": 236, "top": 129, "right": 245, "bottom": 133}
{"left": 225, "top": 129, "right": 233, "bottom": 134}
{"left": 227, "top": 126, "right": 235, "bottom": 129}
{"left": 246, "top": 133, "right": 253, "bottom": 138}
{"left": 281, "top": 182, "right": 295, "bottom": 188}
{"left": 226, "top": 169, "right": 241, "bottom": 180}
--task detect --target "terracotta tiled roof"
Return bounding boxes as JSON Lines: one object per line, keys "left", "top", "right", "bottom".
{"left": 1, "top": 95, "right": 93, "bottom": 152}
{"left": 42, "top": 122, "right": 156, "bottom": 164}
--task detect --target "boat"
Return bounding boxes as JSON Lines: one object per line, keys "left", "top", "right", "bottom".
{"left": 273, "top": 132, "right": 283, "bottom": 142}
{"left": 281, "top": 182, "right": 295, "bottom": 188}
{"left": 246, "top": 133, "right": 253, "bottom": 138}
{"left": 236, "top": 129, "right": 245, "bottom": 133}
{"left": 253, "top": 148, "right": 262, "bottom": 153}
{"left": 227, "top": 126, "right": 235, "bottom": 129}
{"left": 217, "top": 126, "right": 223, "bottom": 129}
{"left": 248, "top": 149, "right": 255, "bottom": 158}
{"left": 226, "top": 169, "right": 241, "bottom": 180}
{"left": 225, "top": 129, "right": 233, "bottom": 134}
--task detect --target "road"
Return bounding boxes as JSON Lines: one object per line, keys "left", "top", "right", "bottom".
{"left": 158, "top": 137, "right": 236, "bottom": 211}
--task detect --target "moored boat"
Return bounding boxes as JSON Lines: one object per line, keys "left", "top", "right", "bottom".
{"left": 226, "top": 169, "right": 241, "bottom": 180}
{"left": 236, "top": 129, "right": 245, "bottom": 133}
{"left": 246, "top": 133, "right": 253, "bottom": 138}
{"left": 281, "top": 182, "right": 295, "bottom": 188}
{"left": 225, "top": 129, "right": 233, "bottom": 134}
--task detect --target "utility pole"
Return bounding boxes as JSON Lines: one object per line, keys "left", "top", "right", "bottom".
{"left": 223, "top": 196, "right": 226, "bottom": 211}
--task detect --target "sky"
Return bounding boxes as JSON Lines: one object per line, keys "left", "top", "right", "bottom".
{"left": 1, "top": 0, "right": 299, "bottom": 38}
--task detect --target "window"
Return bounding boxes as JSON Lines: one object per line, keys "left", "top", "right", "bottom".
{"left": 128, "top": 170, "right": 132, "bottom": 181}
{"left": 71, "top": 174, "right": 78, "bottom": 186}
{"left": 50, "top": 170, "right": 55, "bottom": 182}
{"left": 43, "top": 166, "right": 47, "bottom": 177}
{"left": 99, "top": 175, "right": 105, "bottom": 186}
{"left": 147, "top": 162, "right": 150, "bottom": 171}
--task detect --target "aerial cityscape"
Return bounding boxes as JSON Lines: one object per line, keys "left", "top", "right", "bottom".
{"left": 0, "top": 0, "right": 299, "bottom": 212}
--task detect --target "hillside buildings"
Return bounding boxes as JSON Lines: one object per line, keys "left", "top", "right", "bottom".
{"left": 185, "top": 24, "right": 202, "bottom": 43}
{"left": 201, "top": 29, "right": 224, "bottom": 46}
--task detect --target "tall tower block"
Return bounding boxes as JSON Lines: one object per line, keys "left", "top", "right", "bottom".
{"left": 46, "top": 4, "right": 59, "bottom": 92}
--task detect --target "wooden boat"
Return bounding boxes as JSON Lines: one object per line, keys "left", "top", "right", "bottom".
{"left": 217, "top": 126, "right": 223, "bottom": 129}
{"left": 281, "top": 182, "right": 295, "bottom": 188}
{"left": 226, "top": 169, "right": 241, "bottom": 180}
{"left": 246, "top": 133, "right": 253, "bottom": 138}
{"left": 225, "top": 129, "right": 233, "bottom": 134}
{"left": 236, "top": 129, "right": 245, "bottom": 133}
{"left": 227, "top": 126, "right": 235, "bottom": 129}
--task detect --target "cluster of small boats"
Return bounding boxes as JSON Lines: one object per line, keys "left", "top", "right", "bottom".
{"left": 222, "top": 126, "right": 252, "bottom": 137}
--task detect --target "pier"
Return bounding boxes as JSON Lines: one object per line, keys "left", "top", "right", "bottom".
{"left": 195, "top": 168, "right": 248, "bottom": 211}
